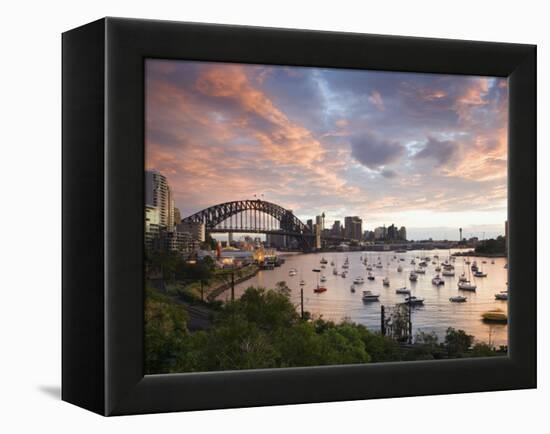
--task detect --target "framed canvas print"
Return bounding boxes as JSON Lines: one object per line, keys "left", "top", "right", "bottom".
{"left": 62, "top": 17, "right": 536, "bottom": 416}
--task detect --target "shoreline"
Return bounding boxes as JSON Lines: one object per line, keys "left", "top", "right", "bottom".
{"left": 452, "top": 251, "right": 506, "bottom": 258}
{"left": 207, "top": 265, "right": 260, "bottom": 301}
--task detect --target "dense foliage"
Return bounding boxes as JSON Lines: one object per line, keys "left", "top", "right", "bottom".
{"left": 145, "top": 285, "right": 399, "bottom": 374}
{"left": 145, "top": 286, "right": 504, "bottom": 374}
{"left": 475, "top": 236, "right": 506, "bottom": 255}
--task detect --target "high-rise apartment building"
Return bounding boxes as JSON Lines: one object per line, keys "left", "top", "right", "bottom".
{"left": 145, "top": 170, "right": 174, "bottom": 228}
{"left": 344, "top": 216, "right": 363, "bottom": 241}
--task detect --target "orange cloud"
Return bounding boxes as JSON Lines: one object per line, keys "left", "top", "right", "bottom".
{"left": 195, "top": 65, "right": 326, "bottom": 167}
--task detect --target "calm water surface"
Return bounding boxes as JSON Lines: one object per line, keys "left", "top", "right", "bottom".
{"left": 226, "top": 249, "right": 508, "bottom": 346}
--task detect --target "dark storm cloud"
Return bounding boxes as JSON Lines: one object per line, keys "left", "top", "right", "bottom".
{"left": 350, "top": 132, "right": 405, "bottom": 170}
{"left": 414, "top": 137, "right": 460, "bottom": 167}
{"left": 381, "top": 169, "right": 398, "bottom": 179}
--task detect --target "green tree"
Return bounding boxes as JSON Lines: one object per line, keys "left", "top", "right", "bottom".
{"left": 144, "top": 286, "right": 189, "bottom": 374}
{"left": 470, "top": 342, "right": 498, "bottom": 357}
{"left": 444, "top": 327, "right": 474, "bottom": 356}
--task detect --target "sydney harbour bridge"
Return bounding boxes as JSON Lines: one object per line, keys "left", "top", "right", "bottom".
{"left": 181, "top": 199, "right": 349, "bottom": 250}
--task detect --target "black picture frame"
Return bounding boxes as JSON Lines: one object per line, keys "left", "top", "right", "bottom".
{"left": 62, "top": 17, "right": 536, "bottom": 416}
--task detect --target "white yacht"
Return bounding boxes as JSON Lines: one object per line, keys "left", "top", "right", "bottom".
{"left": 396, "top": 287, "right": 411, "bottom": 295}
{"left": 495, "top": 290, "right": 508, "bottom": 301}
{"left": 458, "top": 281, "right": 476, "bottom": 291}
{"left": 362, "top": 290, "right": 380, "bottom": 302}
{"left": 405, "top": 296, "right": 424, "bottom": 305}
{"left": 449, "top": 295, "right": 467, "bottom": 303}
{"left": 431, "top": 275, "right": 444, "bottom": 286}
{"left": 442, "top": 269, "right": 455, "bottom": 277}
{"left": 288, "top": 268, "right": 297, "bottom": 276}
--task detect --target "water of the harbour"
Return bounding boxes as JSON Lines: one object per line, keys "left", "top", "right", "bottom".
{"left": 223, "top": 249, "right": 508, "bottom": 347}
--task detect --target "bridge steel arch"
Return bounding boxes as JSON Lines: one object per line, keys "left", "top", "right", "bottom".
{"left": 181, "top": 200, "right": 314, "bottom": 247}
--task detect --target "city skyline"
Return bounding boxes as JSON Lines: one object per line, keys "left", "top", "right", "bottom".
{"left": 146, "top": 59, "right": 508, "bottom": 239}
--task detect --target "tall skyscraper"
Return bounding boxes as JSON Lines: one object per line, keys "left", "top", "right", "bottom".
{"left": 387, "top": 224, "right": 397, "bottom": 240}
{"left": 399, "top": 226, "right": 407, "bottom": 241}
{"left": 145, "top": 170, "right": 174, "bottom": 228}
{"left": 344, "top": 216, "right": 363, "bottom": 241}
{"left": 331, "top": 220, "right": 342, "bottom": 236}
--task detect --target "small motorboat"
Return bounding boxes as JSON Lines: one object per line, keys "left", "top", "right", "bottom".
{"left": 481, "top": 309, "right": 508, "bottom": 323}
{"left": 376, "top": 262, "right": 383, "bottom": 269}
{"left": 366, "top": 265, "right": 373, "bottom": 271}
{"left": 382, "top": 277, "right": 390, "bottom": 286}
{"left": 504, "top": 263, "right": 508, "bottom": 269}
{"left": 431, "top": 275, "right": 444, "bottom": 286}
{"left": 458, "top": 281, "right": 476, "bottom": 291}
{"left": 442, "top": 269, "right": 455, "bottom": 277}
{"left": 449, "top": 295, "right": 467, "bottom": 303}
{"left": 491, "top": 260, "right": 495, "bottom": 264}
{"left": 289, "top": 268, "right": 297, "bottom": 276}
{"left": 314, "top": 286, "right": 327, "bottom": 293}
{"left": 471, "top": 261, "right": 479, "bottom": 272}
{"left": 321, "top": 264, "right": 326, "bottom": 269}
{"left": 350, "top": 284, "right": 356, "bottom": 293}
{"left": 320, "top": 257, "right": 328, "bottom": 264}
{"left": 367, "top": 272, "right": 375, "bottom": 281}
{"left": 409, "top": 271, "right": 418, "bottom": 282}
{"left": 458, "top": 273, "right": 468, "bottom": 282}
{"left": 415, "top": 268, "right": 426, "bottom": 274}
{"left": 473, "top": 271, "right": 487, "bottom": 277}
{"left": 396, "top": 287, "right": 410, "bottom": 295}
{"left": 435, "top": 265, "right": 442, "bottom": 272}
{"left": 353, "top": 276, "right": 365, "bottom": 284}
{"left": 397, "top": 265, "right": 403, "bottom": 272}
{"left": 495, "top": 291, "right": 508, "bottom": 301}
{"left": 362, "top": 290, "right": 380, "bottom": 302}
{"left": 330, "top": 261, "right": 335, "bottom": 266}
{"left": 404, "top": 296, "right": 424, "bottom": 305}
{"left": 320, "top": 275, "right": 327, "bottom": 282}
{"left": 333, "top": 268, "right": 338, "bottom": 275}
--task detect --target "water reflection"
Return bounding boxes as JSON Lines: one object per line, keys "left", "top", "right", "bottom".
{"left": 228, "top": 249, "right": 508, "bottom": 347}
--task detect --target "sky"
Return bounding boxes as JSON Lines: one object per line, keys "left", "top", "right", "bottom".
{"left": 145, "top": 59, "right": 508, "bottom": 241}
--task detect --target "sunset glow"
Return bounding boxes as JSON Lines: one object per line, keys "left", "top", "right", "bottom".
{"left": 145, "top": 59, "right": 508, "bottom": 240}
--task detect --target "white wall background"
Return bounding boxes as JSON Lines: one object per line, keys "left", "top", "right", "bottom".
{"left": 0, "top": 0, "right": 546, "bottom": 432}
